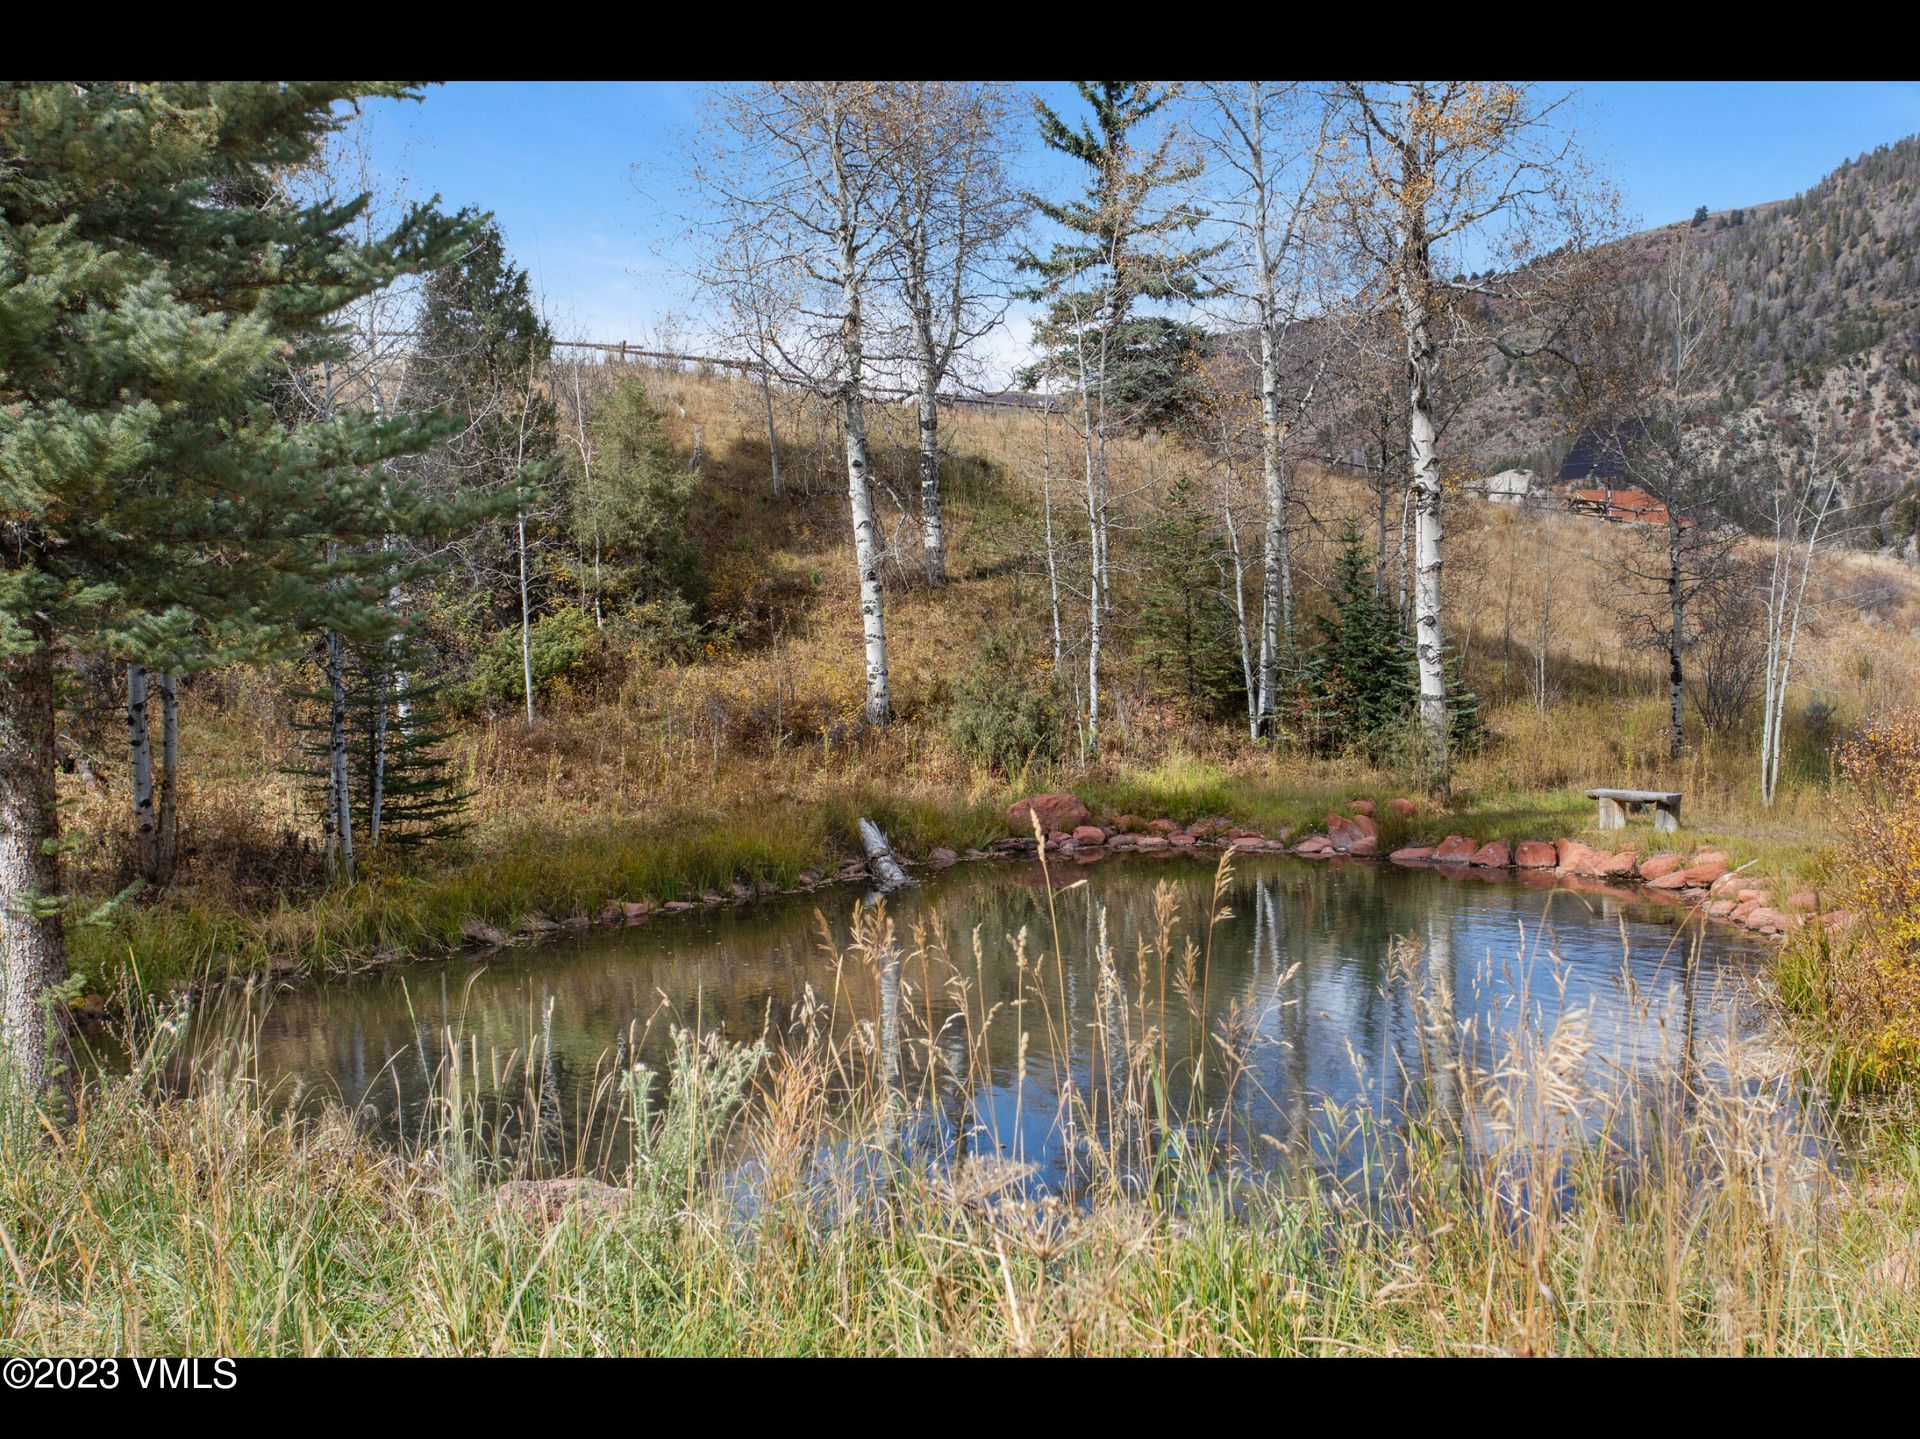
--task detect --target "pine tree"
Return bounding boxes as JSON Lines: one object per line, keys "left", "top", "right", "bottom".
{"left": 572, "top": 377, "right": 702, "bottom": 615}
{"left": 296, "top": 626, "right": 469, "bottom": 857}
{"left": 399, "top": 216, "right": 556, "bottom": 730}
{"left": 1136, "top": 473, "right": 1244, "bottom": 718}
{"left": 1313, "top": 527, "right": 1417, "bottom": 764}
{"left": 0, "top": 82, "right": 494, "bottom": 1108}
{"left": 1017, "top": 82, "right": 1220, "bottom": 435}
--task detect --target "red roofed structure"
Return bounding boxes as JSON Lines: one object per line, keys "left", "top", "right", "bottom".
{"left": 1566, "top": 486, "right": 1689, "bottom": 528}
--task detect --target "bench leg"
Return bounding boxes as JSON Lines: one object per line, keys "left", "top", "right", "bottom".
{"left": 1654, "top": 800, "right": 1680, "bottom": 834}
{"left": 1595, "top": 797, "right": 1626, "bottom": 830}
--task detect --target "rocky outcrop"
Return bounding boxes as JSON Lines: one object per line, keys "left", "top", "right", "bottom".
{"left": 1514, "top": 841, "right": 1557, "bottom": 869}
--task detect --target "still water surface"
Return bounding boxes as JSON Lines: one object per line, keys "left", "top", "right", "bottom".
{"left": 176, "top": 853, "right": 1779, "bottom": 1191}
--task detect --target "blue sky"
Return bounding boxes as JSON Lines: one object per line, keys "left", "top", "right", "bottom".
{"left": 346, "top": 81, "right": 1920, "bottom": 381}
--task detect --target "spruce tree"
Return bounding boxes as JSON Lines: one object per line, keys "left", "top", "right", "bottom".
{"left": 1313, "top": 527, "right": 1417, "bottom": 764}
{"left": 1137, "top": 473, "right": 1243, "bottom": 718}
{"left": 1017, "top": 82, "right": 1220, "bottom": 435}
{"left": 0, "top": 83, "right": 490, "bottom": 1108}
{"left": 573, "top": 377, "right": 702, "bottom": 616}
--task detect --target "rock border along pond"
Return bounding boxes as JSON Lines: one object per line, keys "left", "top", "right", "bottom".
{"left": 449, "top": 788, "right": 1842, "bottom": 964}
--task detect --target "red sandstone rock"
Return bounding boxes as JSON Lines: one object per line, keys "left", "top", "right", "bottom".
{"left": 1555, "top": 838, "right": 1595, "bottom": 873}
{"left": 1348, "top": 799, "right": 1376, "bottom": 817}
{"left": 1745, "top": 907, "right": 1786, "bottom": 933}
{"left": 1646, "top": 870, "right": 1692, "bottom": 891}
{"left": 1071, "top": 825, "right": 1106, "bottom": 845}
{"left": 1680, "top": 857, "right": 1728, "bottom": 885}
{"left": 1326, "top": 813, "right": 1373, "bottom": 852}
{"left": 1433, "top": 835, "right": 1477, "bottom": 864}
{"left": 1514, "top": 841, "right": 1557, "bottom": 868}
{"left": 1006, "top": 793, "right": 1091, "bottom": 835}
{"left": 1389, "top": 797, "right": 1418, "bottom": 818}
{"left": 1707, "top": 899, "right": 1736, "bottom": 918}
{"left": 1592, "top": 851, "right": 1636, "bottom": 878}
{"left": 1149, "top": 818, "right": 1177, "bottom": 834}
{"left": 1136, "top": 835, "right": 1170, "bottom": 851}
{"left": 1389, "top": 845, "right": 1435, "bottom": 863}
{"left": 1469, "top": 840, "right": 1511, "bottom": 868}
{"left": 1350, "top": 835, "right": 1379, "bottom": 857}
{"left": 1639, "top": 853, "right": 1684, "bottom": 881}
{"left": 1293, "top": 835, "right": 1334, "bottom": 856}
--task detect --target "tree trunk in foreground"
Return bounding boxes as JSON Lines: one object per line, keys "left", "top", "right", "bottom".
{"left": 916, "top": 378, "right": 946, "bottom": 587}
{"left": 844, "top": 391, "right": 892, "bottom": 725}
{"left": 1, "top": 632, "right": 74, "bottom": 1115}
{"left": 1406, "top": 330, "right": 1450, "bottom": 790}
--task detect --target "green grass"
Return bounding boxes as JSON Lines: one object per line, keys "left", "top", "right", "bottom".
{"left": 70, "top": 789, "right": 1005, "bottom": 998}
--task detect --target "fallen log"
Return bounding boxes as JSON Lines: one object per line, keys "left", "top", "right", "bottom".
{"left": 858, "top": 817, "right": 913, "bottom": 893}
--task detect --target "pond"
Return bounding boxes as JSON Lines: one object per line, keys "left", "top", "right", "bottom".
{"left": 154, "top": 851, "right": 1788, "bottom": 1198}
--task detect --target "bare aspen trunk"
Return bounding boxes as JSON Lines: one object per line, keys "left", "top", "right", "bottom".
{"left": 845, "top": 392, "right": 892, "bottom": 725}
{"left": 157, "top": 671, "right": 178, "bottom": 880}
{"left": 1667, "top": 514, "right": 1685, "bottom": 760}
{"left": 1040, "top": 402, "right": 1064, "bottom": 674}
{"left": 1254, "top": 231, "right": 1287, "bottom": 739}
{"left": 369, "top": 658, "right": 389, "bottom": 845}
{"left": 1406, "top": 330, "right": 1449, "bottom": 786}
{"left": 126, "top": 662, "right": 159, "bottom": 882}
{"left": 761, "top": 366, "right": 782, "bottom": 498}
{"left": 915, "top": 381, "right": 946, "bottom": 587}
{"left": 0, "top": 631, "right": 73, "bottom": 1113}
{"left": 324, "top": 624, "right": 354, "bottom": 883}
{"left": 1221, "top": 467, "right": 1259, "bottom": 740}
{"left": 517, "top": 509, "right": 535, "bottom": 726}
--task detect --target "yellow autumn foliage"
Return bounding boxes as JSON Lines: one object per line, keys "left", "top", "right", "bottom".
{"left": 1825, "top": 708, "right": 1920, "bottom": 1071}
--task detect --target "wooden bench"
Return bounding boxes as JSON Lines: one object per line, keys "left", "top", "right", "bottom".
{"left": 1585, "top": 788, "right": 1682, "bottom": 833}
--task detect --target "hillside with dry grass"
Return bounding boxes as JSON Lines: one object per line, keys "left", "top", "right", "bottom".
{"left": 52, "top": 357, "right": 1920, "bottom": 1000}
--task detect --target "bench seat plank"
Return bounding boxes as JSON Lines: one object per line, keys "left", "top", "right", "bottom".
{"left": 1587, "top": 787, "right": 1682, "bottom": 833}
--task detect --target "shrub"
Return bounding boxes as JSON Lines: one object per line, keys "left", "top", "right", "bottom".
{"left": 1818, "top": 708, "right": 1920, "bottom": 1076}
{"left": 471, "top": 606, "right": 603, "bottom": 708}
{"left": 947, "top": 630, "right": 1065, "bottom": 775}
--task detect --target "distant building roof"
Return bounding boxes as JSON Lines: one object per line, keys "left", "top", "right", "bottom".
{"left": 1556, "top": 422, "right": 1647, "bottom": 485}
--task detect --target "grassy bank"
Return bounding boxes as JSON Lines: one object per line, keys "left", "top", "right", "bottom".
{"left": 71, "top": 740, "right": 1833, "bottom": 1003}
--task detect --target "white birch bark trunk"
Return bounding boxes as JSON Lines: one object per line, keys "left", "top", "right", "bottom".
{"left": 1406, "top": 335, "right": 1450, "bottom": 784}
{"left": 1040, "top": 400, "right": 1064, "bottom": 674}
{"left": 1667, "top": 514, "right": 1686, "bottom": 760}
{"left": 517, "top": 509, "right": 535, "bottom": 726}
{"left": 324, "top": 621, "right": 354, "bottom": 883}
{"left": 916, "top": 378, "right": 946, "bottom": 587}
{"left": 845, "top": 391, "right": 891, "bottom": 726}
